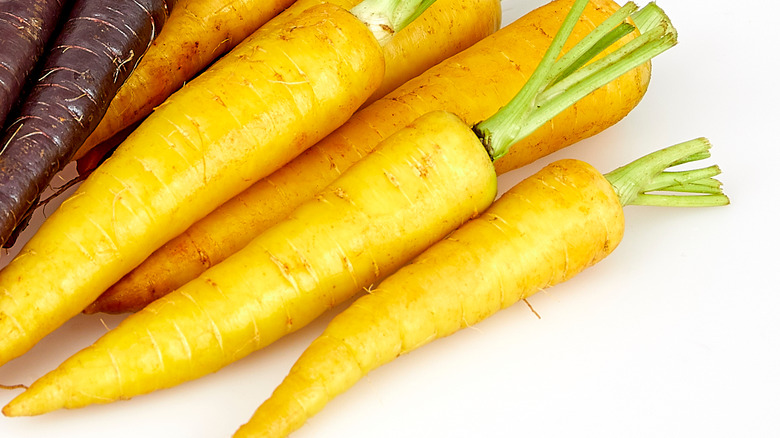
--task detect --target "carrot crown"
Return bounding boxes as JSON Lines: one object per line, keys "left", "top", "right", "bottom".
{"left": 351, "top": 0, "right": 438, "bottom": 45}
{"left": 604, "top": 137, "right": 730, "bottom": 208}
{"left": 474, "top": 1, "right": 677, "bottom": 161}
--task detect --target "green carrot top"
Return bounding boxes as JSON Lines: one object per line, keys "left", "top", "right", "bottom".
{"left": 604, "top": 137, "right": 730, "bottom": 208}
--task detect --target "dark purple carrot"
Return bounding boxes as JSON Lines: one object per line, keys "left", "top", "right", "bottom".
{"left": 0, "top": 0, "right": 170, "bottom": 247}
{"left": 0, "top": 0, "right": 68, "bottom": 128}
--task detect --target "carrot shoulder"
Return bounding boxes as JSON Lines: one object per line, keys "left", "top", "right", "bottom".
{"left": 0, "top": 0, "right": 171, "bottom": 247}
{"left": 0, "top": 0, "right": 67, "bottom": 128}
{"left": 234, "top": 137, "right": 729, "bottom": 437}
{"left": 87, "top": 0, "right": 648, "bottom": 314}
{"left": 0, "top": 2, "right": 384, "bottom": 367}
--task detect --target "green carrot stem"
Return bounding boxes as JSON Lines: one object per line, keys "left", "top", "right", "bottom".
{"left": 604, "top": 137, "right": 730, "bottom": 207}
{"left": 630, "top": 193, "right": 730, "bottom": 208}
{"left": 474, "top": 0, "right": 590, "bottom": 157}
{"left": 649, "top": 180, "right": 724, "bottom": 195}
{"left": 542, "top": 21, "right": 671, "bottom": 102}
{"left": 630, "top": 2, "right": 667, "bottom": 33}
{"left": 474, "top": 2, "right": 676, "bottom": 161}
{"left": 670, "top": 151, "right": 711, "bottom": 167}
{"left": 549, "top": 3, "right": 638, "bottom": 84}
{"left": 646, "top": 166, "right": 723, "bottom": 192}
{"left": 351, "top": 0, "right": 438, "bottom": 45}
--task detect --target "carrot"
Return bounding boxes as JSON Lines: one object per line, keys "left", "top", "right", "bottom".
{"left": 0, "top": 0, "right": 68, "bottom": 129}
{"left": 0, "top": 0, "right": 440, "bottom": 367}
{"left": 2, "top": 0, "right": 678, "bottom": 415}
{"left": 72, "top": 0, "right": 501, "bottom": 162}
{"left": 86, "top": 0, "right": 651, "bottom": 314}
{"left": 0, "top": 0, "right": 171, "bottom": 247}
{"left": 234, "top": 138, "right": 729, "bottom": 438}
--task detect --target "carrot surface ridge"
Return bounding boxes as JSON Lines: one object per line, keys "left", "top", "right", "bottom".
{"left": 0, "top": 1, "right": 384, "bottom": 367}
{"left": 87, "top": 0, "right": 649, "bottom": 314}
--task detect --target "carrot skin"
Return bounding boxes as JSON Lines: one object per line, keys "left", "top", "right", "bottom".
{"left": 87, "top": 0, "right": 648, "bottom": 314}
{"left": 0, "top": 0, "right": 170, "bottom": 247}
{"left": 234, "top": 159, "right": 625, "bottom": 437}
{"left": 2, "top": 110, "right": 498, "bottom": 416}
{"left": 0, "top": 0, "right": 68, "bottom": 128}
{"left": 0, "top": 2, "right": 384, "bottom": 367}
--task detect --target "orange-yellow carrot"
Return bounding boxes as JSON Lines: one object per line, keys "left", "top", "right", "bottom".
{"left": 87, "top": 0, "right": 650, "bottom": 314}
{"left": 234, "top": 139, "right": 729, "bottom": 438}
{"left": 73, "top": 0, "right": 500, "bottom": 160}
{"left": 3, "top": 1, "right": 679, "bottom": 416}
{"left": 0, "top": 0, "right": 388, "bottom": 367}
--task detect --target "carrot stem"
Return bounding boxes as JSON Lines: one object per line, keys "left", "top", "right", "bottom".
{"left": 351, "top": 0, "right": 438, "bottom": 45}
{"left": 630, "top": 2, "right": 667, "bottom": 33}
{"left": 474, "top": 2, "right": 676, "bottom": 161}
{"left": 604, "top": 137, "right": 730, "bottom": 207}
{"left": 548, "top": 3, "right": 638, "bottom": 84}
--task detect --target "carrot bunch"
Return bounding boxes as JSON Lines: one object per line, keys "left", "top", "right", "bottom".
{"left": 0, "top": 2, "right": 730, "bottom": 438}
{"left": 0, "top": 0, "right": 451, "bottom": 367}
{"left": 87, "top": 0, "right": 652, "bottom": 314}
{"left": 2, "top": 0, "right": 681, "bottom": 419}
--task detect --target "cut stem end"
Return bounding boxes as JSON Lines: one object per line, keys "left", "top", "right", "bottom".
{"left": 604, "top": 138, "right": 730, "bottom": 208}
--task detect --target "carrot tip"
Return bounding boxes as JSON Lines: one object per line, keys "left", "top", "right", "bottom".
{"left": 2, "top": 401, "right": 20, "bottom": 417}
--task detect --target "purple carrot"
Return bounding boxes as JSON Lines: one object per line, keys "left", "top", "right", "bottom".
{"left": 0, "top": 0, "right": 68, "bottom": 128}
{"left": 0, "top": 0, "right": 169, "bottom": 247}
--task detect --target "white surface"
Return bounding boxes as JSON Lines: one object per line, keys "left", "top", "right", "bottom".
{"left": 1, "top": 1, "right": 779, "bottom": 437}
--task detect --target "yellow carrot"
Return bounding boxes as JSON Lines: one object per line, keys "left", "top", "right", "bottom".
{"left": 3, "top": 0, "right": 678, "bottom": 416}
{"left": 0, "top": 0, "right": 444, "bottom": 367}
{"left": 234, "top": 138, "right": 729, "bottom": 438}
{"left": 86, "top": 0, "right": 650, "bottom": 314}
{"left": 72, "top": 0, "right": 501, "bottom": 160}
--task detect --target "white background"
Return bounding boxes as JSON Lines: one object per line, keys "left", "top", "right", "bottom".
{"left": 2, "top": 0, "right": 779, "bottom": 437}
